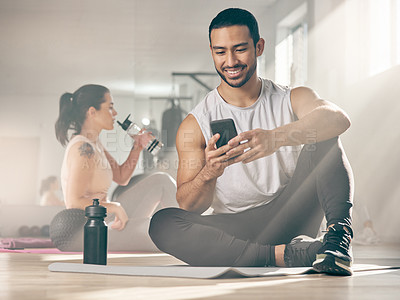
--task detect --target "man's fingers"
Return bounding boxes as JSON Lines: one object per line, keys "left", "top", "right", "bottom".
{"left": 225, "top": 143, "right": 249, "bottom": 158}
{"left": 228, "top": 131, "right": 253, "bottom": 146}
{"left": 242, "top": 152, "right": 264, "bottom": 164}
{"left": 229, "top": 148, "right": 257, "bottom": 164}
{"left": 206, "top": 134, "right": 239, "bottom": 158}
{"left": 206, "top": 134, "right": 220, "bottom": 151}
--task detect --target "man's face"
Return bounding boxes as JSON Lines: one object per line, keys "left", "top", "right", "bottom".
{"left": 210, "top": 25, "right": 263, "bottom": 88}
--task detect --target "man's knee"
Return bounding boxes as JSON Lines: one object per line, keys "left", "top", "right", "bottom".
{"left": 148, "top": 207, "right": 183, "bottom": 248}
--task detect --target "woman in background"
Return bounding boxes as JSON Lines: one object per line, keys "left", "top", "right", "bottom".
{"left": 52, "top": 84, "right": 177, "bottom": 251}
{"left": 39, "top": 176, "right": 64, "bottom": 206}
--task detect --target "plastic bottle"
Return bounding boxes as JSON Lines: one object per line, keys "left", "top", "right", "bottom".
{"left": 83, "top": 199, "right": 107, "bottom": 265}
{"left": 117, "top": 114, "right": 163, "bottom": 155}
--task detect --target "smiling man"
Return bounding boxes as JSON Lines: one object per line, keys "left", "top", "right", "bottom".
{"left": 149, "top": 8, "right": 354, "bottom": 276}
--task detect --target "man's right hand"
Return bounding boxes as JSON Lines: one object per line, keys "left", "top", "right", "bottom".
{"left": 175, "top": 115, "right": 242, "bottom": 213}
{"left": 201, "top": 133, "right": 241, "bottom": 181}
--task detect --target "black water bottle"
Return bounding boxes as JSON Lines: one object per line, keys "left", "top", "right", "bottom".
{"left": 83, "top": 199, "right": 107, "bottom": 265}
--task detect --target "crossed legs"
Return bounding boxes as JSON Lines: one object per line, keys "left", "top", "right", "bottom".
{"left": 149, "top": 138, "right": 353, "bottom": 266}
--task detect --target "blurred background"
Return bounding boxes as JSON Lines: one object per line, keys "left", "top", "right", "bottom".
{"left": 0, "top": 0, "right": 399, "bottom": 243}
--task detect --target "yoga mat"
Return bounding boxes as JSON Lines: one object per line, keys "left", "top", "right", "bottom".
{"left": 0, "top": 248, "right": 77, "bottom": 254}
{"left": 48, "top": 263, "right": 400, "bottom": 279}
{"left": 0, "top": 237, "right": 54, "bottom": 249}
{"left": 0, "top": 248, "right": 158, "bottom": 254}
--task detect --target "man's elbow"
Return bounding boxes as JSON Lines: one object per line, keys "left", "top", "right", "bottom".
{"left": 340, "top": 111, "right": 351, "bottom": 133}
{"left": 177, "top": 196, "right": 203, "bottom": 214}
{"left": 176, "top": 195, "right": 192, "bottom": 211}
{"left": 179, "top": 203, "right": 204, "bottom": 214}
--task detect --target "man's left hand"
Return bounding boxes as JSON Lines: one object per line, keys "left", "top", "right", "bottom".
{"left": 225, "top": 129, "right": 281, "bottom": 164}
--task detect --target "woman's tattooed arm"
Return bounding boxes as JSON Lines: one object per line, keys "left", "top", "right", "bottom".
{"left": 79, "top": 143, "right": 94, "bottom": 159}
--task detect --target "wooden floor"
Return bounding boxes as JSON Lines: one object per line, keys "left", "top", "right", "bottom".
{"left": 1, "top": 244, "right": 399, "bottom": 300}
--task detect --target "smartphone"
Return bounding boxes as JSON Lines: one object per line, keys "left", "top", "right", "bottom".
{"left": 210, "top": 118, "right": 238, "bottom": 148}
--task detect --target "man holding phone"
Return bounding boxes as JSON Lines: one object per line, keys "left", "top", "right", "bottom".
{"left": 149, "top": 8, "right": 354, "bottom": 276}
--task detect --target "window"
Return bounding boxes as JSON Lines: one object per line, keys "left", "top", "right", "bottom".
{"left": 397, "top": 0, "right": 400, "bottom": 64}
{"left": 368, "top": 0, "right": 400, "bottom": 76}
{"left": 368, "top": 0, "right": 392, "bottom": 76}
{"left": 275, "top": 3, "right": 308, "bottom": 87}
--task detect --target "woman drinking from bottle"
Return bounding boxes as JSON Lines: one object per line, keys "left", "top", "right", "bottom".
{"left": 51, "top": 84, "right": 177, "bottom": 251}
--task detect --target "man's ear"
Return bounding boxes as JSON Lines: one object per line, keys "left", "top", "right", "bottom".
{"left": 256, "top": 38, "right": 265, "bottom": 57}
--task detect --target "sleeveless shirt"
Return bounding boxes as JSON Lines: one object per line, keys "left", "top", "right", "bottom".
{"left": 61, "top": 135, "right": 113, "bottom": 204}
{"left": 189, "top": 78, "right": 302, "bottom": 214}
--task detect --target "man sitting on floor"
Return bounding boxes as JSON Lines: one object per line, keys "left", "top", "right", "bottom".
{"left": 149, "top": 8, "right": 354, "bottom": 276}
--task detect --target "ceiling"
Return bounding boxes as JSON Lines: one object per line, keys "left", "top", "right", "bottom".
{"left": 0, "top": 0, "right": 276, "bottom": 98}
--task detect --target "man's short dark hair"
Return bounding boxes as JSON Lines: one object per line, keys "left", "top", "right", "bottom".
{"left": 209, "top": 8, "right": 260, "bottom": 47}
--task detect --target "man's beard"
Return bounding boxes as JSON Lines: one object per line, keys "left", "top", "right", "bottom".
{"left": 216, "top": 60, "right": 257, "bottom": 88}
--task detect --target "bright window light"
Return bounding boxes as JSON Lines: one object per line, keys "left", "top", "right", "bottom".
{"left": 369, "top": 0, "right": 391, "bottom": 76}
{"left": 397, "top": 0, "right": 400, "bottom": 64}
{"left": 275, "top": 35, "right": 293, "bottom": 86}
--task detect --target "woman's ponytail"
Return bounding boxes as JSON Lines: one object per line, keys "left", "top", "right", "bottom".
{"left": 54, "top": 84, "right": 109, "bottom": 146}
{"left": 55, "top": 92, "right": 75, "bottom": 146}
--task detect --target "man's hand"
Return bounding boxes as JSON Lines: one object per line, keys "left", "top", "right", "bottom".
{"left": 201, "top": 133, "right": 242, "bottom": 180}
{"left": 226, "top": 129, "right": 281, "bottom": 164}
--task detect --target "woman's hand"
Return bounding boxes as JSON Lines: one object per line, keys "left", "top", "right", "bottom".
{"left": 133, "top": 129, "right": 153, "bottom": 151}
{"left": 108, "top": 202, "right": 129, "bottom": 231}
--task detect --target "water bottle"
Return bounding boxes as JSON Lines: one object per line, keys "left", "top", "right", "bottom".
{"left": 83, "top": 199, "right": 107, "bottom": 265}
{"left": 117, "top": 114, "right": 163, "bottom": 155}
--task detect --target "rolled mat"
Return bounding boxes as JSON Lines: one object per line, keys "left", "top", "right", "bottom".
{"left": 0, "top": 237, "right": 54, "bottom": 249}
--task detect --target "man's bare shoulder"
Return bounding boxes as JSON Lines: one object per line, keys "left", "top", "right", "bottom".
{"left": 177, "top": 114, "right": 205, "bottom": 152}
{"left": 179, "top": 114, "right": 199, "bottom": 129}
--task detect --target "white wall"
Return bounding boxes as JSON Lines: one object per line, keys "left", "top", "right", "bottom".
{"left": 0, "top": 94, "right": 63, "bottom": 205}
{"left": 264, "top": 0, "right": 400, "bottom": 242}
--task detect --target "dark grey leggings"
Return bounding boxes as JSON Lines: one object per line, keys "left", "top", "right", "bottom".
{"left": 149, "top": 137, "right": 353, "bottom": 266}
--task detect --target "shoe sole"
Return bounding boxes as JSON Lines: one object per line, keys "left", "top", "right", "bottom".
{"left": 312, "top": 254, "right": 353, "bottom": 276}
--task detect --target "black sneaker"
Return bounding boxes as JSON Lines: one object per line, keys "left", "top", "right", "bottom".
{"left": 284, "top": 235, "right": 323, "bottom": 267}
{"left": 312, "top": 223, "right": 353, "bottom": 276}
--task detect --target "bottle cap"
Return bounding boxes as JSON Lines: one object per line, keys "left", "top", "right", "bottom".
{"left": 85, "top": 199, "right": 107, "bottom": 218}
{"left": 117, "top": 114, "right": 132, "bottom": 131}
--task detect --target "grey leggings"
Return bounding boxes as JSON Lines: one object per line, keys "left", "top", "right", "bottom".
{"left": 50, "top": 172, "right": 178, "bottom": 252}
{"left": 149, "top": 138, "right": 354, "bottom": 266}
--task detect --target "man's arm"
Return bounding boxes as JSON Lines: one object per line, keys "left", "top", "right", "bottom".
{"left": 281, "top": 86, "right": 351, "bottom": 145}
{"left": 176, "top": 114, "right": 239, "bottom": 213}
{"left": 225, "top": 86, "right": 351, "bottom": 163}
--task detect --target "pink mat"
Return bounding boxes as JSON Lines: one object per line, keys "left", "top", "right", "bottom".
{"left": 0, "top": 248, "right": 78, "bottom": 254}
{"left": 0, "top": 237, "right": 54, "bottom": 249}
{"left": 0, "top": 247, "right": 151, "bottom": 254}
{"left": 0, "top": 238, "right": 156, "bottom": 254}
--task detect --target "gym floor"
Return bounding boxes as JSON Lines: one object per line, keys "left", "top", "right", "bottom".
{"left": 1, "top": 243, "right": 399, "bottom": 300}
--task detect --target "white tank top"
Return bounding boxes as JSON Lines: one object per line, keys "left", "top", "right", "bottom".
{"left": 61, "top": 135, "right": 113, "bottom": 205}
{"left": 189, "top": 78, "right": 302, "bottom": 214}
